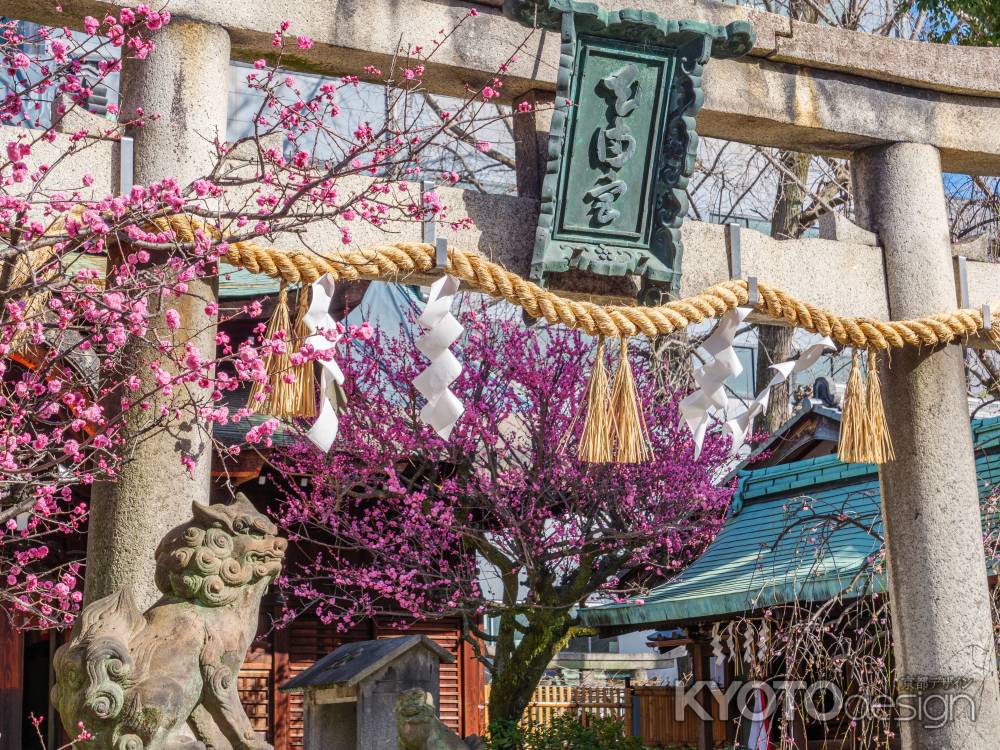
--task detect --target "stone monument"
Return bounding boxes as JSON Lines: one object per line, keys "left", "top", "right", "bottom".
{"left": 281, "top": 635, "right": 470, "bottom": 750}
{"left": 50, "top": 494, "right": 287, "bottom": 750}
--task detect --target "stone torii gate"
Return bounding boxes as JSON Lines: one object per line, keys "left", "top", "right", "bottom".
{"left": 7, "top": 0, "right": 1000, "bottom": 747}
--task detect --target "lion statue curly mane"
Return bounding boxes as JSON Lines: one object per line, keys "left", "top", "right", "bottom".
{"left": 51, "top": 494, "right": 287, "bottom": 750}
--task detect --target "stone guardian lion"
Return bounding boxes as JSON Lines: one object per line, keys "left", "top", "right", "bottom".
{"left": 51, "top": 494, "right": 287, "bottom": 750}
{"left": 396, "top": 688, "right": 481, "bottom": 750}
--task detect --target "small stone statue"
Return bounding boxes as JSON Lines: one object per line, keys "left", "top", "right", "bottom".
{"left": 396, "top": 689, "right": 481, "bottom": 750}
{"left": 51, "top": 495, "right": 287, "bottom": 750}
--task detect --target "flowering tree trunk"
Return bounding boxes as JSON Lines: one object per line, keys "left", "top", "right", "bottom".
{"left": 752, "top": 149, "right": 809, "bottom": 434}
{"left": 487, "top": 604, "right": 577, "bottom": 726}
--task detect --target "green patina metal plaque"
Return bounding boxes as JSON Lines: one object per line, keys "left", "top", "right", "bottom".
{"left": 505, "top": 1, "right": 754, "bottom": 301}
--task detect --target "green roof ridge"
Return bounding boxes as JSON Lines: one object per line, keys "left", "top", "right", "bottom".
{"left": 736, "top": 416, "right": 1000, "bottom": 506}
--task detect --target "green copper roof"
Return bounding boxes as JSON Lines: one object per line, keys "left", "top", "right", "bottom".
{"left": 217, "top": 264, "right": 284, "bottom": 298}
{"left": 579, "top": 417, "right": 1000, "bottom": 632}
{"left": 62, "top": 255, "right": 284, "bottom": 299}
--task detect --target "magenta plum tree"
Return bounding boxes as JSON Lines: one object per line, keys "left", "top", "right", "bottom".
{"left": 271, "top": 305, "right": 736, "bottom": 724}
{"left": 0, "top": 6, "right": 515, "bottom": 628}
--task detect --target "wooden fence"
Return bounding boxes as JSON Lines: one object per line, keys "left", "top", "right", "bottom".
{"left": 484, "top": 684, "right": 630, "bottom": 727}
{"left": 483, "top": 684, "right": 729, "bottom": 747}
{"left": 633, "top": 685, "right": 729, "bottom": 747}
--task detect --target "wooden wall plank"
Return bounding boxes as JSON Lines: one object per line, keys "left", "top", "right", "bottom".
{"left": 460, "top": 635, "right": 486, "bottom": 738}
{"left": 0, "top": 617, "right": 24, "bottom": 750}
{"left": 272, "top": 626, "right": 291, "bottom": 750}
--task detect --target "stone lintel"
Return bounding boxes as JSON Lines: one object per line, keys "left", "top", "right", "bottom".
{"left": 312, "top": 687, "right": 358, "bottom": 705}
{"left": 8, "top": 0, "right": 1000, "bottom": 173}
{"left": 554, "top": 0, "right": 1000, "bottom": 100}
{"left": 550, "top": 650, "right": 681, "bottom": 671}
{"left": 6, "top": 122, "right": 996, "bottom": 346}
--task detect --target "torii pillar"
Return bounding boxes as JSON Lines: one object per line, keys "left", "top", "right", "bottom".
{"left": 85, "top": 20, "right": 230, "bottom": 610}
{"left": 854, "top": 142, "right": 1000, "bottom": 748}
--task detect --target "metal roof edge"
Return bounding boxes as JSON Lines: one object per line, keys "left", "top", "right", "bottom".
{"left": 578, "top": 567, "right": 878, "bottom": 631}
{"left": 730, "top": 415, "right": 1000, "bottom": 509}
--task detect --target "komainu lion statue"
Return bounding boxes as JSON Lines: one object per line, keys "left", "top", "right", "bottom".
{"left": 51, "top": 494, "right": 287, "bottom": 750}
{"left": 396, "top": 689, "right": 481, "bottom": 750}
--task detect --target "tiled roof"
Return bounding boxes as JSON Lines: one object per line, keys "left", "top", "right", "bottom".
{"left": 579, "top": 417, "right": 1000, "bottom": 632}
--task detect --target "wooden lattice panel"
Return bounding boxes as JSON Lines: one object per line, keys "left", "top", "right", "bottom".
{"left": 237, "top": 641, "right": 274, "bottom": 739}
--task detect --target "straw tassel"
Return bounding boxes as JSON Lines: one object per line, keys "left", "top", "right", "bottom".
{"left": 838, "top": 349, "right": 867, "bottom": 464}
{"left": 865, "top": 349, "right": 894, "bottom": 464}
{"left": 290, "top": 285, "right": 318, "bottom": 419}
{"left": 838, "top": 348, "right": 894, "bottom": 465}
{"left": 249, "top": 282, "right": 300, "bottom": 419}
{"left": 610, "top": 337, "right": 652, "bottom": 463}
{"left": 577, "top": 338, "right": 616, "bottom": 463}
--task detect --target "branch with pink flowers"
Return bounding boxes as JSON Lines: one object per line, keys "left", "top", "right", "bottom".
{"left": 0, "top": 6, "right": 532, "bottom": 628}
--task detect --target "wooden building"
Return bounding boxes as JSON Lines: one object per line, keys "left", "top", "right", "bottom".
{"left": 579, "top": 403, "right": 1000, "bottom": 749}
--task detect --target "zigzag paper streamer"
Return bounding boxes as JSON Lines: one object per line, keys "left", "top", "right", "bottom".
{"left": 743, "top": 623, "right": 757, "bottom": 666}
{"left": 680, "top": 308, "right": 835, "bottom": 457}
{"left": 303, "top": 274, "right": 345, "bottom": 452}
{"left": 756, "top": 620, "right": 769, "bottom": 662}
{"left": 711, "top": 624, "right": 724, "bottom": 662}
{"left": 414, "top": 275, "right": 464, "bottom": 438}
{"left": 679, "top": 307, "right": 754, "bottom": 458}
{"left": 725, "top": 626, "right": 738, "bottom": 663}
{"left": 724, "top": 334, "right": 835, "bottom": 451}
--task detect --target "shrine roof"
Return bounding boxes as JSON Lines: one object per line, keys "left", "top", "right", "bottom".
{"left": 578, "top": 417, "right": 1000, "bottom": 634}
{"left": 217, "top": 264, "right": 284, "bottom": 298}
{"left": 281, "top": 635, "right": 454, "bottom": 692}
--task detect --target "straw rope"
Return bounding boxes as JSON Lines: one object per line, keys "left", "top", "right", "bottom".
{"left": 213, "top": 235, "right": 995, "bottom": 350}
{"left": 17, "top": 212, "right": 1000, "bottom": 351}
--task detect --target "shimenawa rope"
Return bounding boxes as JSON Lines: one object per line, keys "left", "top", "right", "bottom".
{"left": 14, "top": 213, "right": 996, "bottom": 467}
{"left": 15, "top": 212, "right": 999, "bottom": 351}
